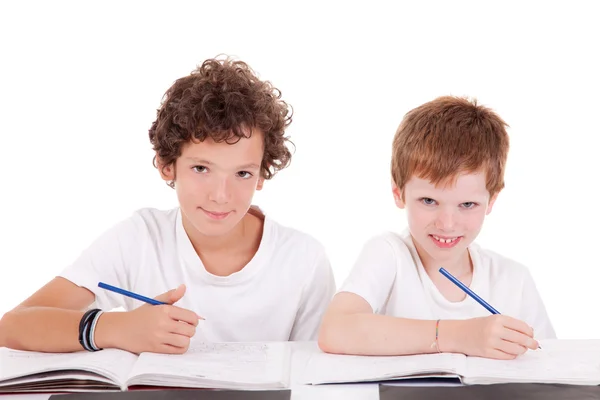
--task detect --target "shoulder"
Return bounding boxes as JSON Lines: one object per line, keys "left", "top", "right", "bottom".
{"left": 129, "top": 207, "right": 179, "bottom": 228}
{"left": 471, "top": 242, "right": 532, "bottom": 281}
{"left": 343, "top": 230, "right": 416, "bottom": 277}
{"left": 266, "top": 216, "right": 327, "bottom": 259}
{"left": 361, "top": 230, "right": 414, "bottom": 262}
{"left": 262, "top": 217, "right": 335, "bottom": 290}
{"left": 95, "top": 207, "right": 179, "bottom": 245}
{"left": 338, "top": 231, "right": 414, "bottom": 311}
{"left": 119, "top": 207, "right": 179, "bottom": 233}
{"left": 262, "top": 215, "right": 329, "bottom": 276}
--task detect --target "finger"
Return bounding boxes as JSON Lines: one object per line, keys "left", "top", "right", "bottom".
{"left": 153, "top": 288, "right": 176, "bottom": 303}
{"left": 486, "top": 348, "right": 518, "bottom": 360}
{"left": 153, "top": 284, "right": 186, "bottom": 305}
{"left": 167, "top": 284, "right": 186, "bottom": 304}
{"left": 163, "top": 333, "right": 191, "bottom": 349}
{"left": 167, "top": 306, "right": 199, "bottom": 326}
{"left": 154, "top": 284, "right": 186, "bottom": 304}
{"left": 496, "top": 339, "right": 528, "bottom": 356}
{"left": 157, "top": 343, "right": 188, "bottom": 355}
{"left": 500, "top": 316, "right": 533, "bottom": 337}
{"left": 168, "top": 320, "right": 197, "bottom": 338}
{"left": 501, "top": 328, "right": 538, "bottom": 350}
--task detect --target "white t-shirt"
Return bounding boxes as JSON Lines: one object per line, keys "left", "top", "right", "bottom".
{"left": 340, "top": 230, "right": 556, "bottom": 339}
{"left": 60, "top": 207, "right": 336, "bottom": 342}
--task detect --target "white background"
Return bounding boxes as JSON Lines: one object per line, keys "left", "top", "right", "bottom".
{"left": 0, "top": 1, "right": 598, "bottom": 339}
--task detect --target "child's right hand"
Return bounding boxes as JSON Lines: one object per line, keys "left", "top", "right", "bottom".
{"left": 97, "top": 284, "right": 202, "bottom": 354}
{"left": 447, "top": 315, "right": 538, "bottom": 360}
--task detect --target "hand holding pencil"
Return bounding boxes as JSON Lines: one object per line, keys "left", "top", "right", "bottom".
{"left": 437, "top": 268, "right": 539, "bottom": 360}
{"left": 94, "top": 283, "right": 202, "bottom": 355}
{"left": 440, "top": 314, "right": 539, "bottom": 360}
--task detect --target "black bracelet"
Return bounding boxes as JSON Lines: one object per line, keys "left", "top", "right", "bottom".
{"left": 78, "top": 308, "right": 102, "bottom": 351}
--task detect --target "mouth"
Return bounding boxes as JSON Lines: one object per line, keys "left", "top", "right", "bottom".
{"left": 429, "top": 234, "right": 462, "bottom": 248}
{"left": 201, "top": 208, "right": 232, "bottom": 220}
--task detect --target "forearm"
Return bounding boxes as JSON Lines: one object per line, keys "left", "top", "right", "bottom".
{"left": 0, "top": 307, "right": 121, "bottom": 353}
{"left": 0, "top": 307, "right": 85, "bottom": 352}
{"left": 319, "top": 313, "right": 444, "bottom": 356}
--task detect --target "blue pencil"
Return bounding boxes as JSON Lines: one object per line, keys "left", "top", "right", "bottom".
{"left": 98, "top": 282, "right": 166, "bottom": 305}
{"left": 439, "top": 268, "right": 500, "bottom": 314}
{"left": 439, "top": 267, "right": 540, "bottom": 349}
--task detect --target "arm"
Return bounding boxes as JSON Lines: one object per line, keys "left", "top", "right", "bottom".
{"left": 0, "top": 277, "right": 96, "bottom": 352}
{"left": 0, "top": 278, "right": 199, "bottom": 353}
{"left": 318, "top": 291, "right": 440, "bottom": 355}
{"left": 0, "top": 215, "right": 199, "bottom": 354}
{"left": 318, "top": 292, "right": 540, "bottom": 358}
{"left": 317, "top": 235, "right": 539, "bottom": 359}
{"left": 0, "top": 217, "right": 136, "bottom": 352}
{"left": 318, "top": 235, "right": 433, "bottom": 355}
{"left": 318, "top": 235, "right": 437, "bottom": 355}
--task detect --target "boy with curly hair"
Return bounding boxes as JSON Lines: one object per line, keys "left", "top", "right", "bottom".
{"left": 318, "top": 96, "right": 555, "bottom": 360}
{"left": 0, "top": 57, "right": 335, "bottom": 354}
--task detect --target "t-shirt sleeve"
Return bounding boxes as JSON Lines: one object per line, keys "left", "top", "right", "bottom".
{"left": 519, "top": 268, "right": 556, "bottom": 339}
{"left": 289, "top": 245, "right": 336, "bottom": 341}
{"left": 338, "top": 235, "right": 398, "bottom": 314}
{"left": 59, "top": 217, "right": 140, "bottom": 311}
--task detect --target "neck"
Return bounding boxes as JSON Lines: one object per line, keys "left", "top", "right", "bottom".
{"left": 183, "top": 212, "right": 251, "bottom": 255}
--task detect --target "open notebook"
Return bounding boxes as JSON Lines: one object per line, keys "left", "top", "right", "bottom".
{"left": 301, "top": 339, "right": 600, "bottom": 386}
{"left": 0, "top": 342, "right": 291, "bottom": 393}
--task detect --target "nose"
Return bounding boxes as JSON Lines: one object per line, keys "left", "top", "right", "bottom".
{"left": 435, "top": 208, "right": 456, "bottom": 231}
{"left": 208, "top": 176, "right": 231, "bottom": 204}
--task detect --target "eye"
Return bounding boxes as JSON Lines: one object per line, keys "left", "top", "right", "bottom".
{"left": 237, "top": 171, "right": 253, "bottom": 179}
{"left": 420, "top": 198, "right": 437, "bottom": 206}
{"left": 461, "top": 202, "right": 477, "bottom": 209}
{"left": 192, "top": 166, "right": 208, "bottom": 173}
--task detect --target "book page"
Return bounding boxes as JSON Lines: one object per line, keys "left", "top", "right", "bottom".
{"left": 0, "top": 347, "right": 137, "bottom": 390}
{"left": 300, "top": 349, "right": 467, "bottom": 385}
{"left": 464, "top": 339, "right": 600, "bottom": 385}
{"left": 126, "top": 342, "right": 291, "bottom": 389}
{"left": 0, "top": 371, "right": 121, "bottom": 393}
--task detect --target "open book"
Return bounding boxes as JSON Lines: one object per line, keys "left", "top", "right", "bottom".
{"left": 300, "top": 339, "right": 600, "bottom": 386}
{"left": 0, "top": 342, "right": 291, "bottom": 393}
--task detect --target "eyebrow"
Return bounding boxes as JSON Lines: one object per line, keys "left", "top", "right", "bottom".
{"left": 185, "top": 157, "right": 260, "bottom": 170}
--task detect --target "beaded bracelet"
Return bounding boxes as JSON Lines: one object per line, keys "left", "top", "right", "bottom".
{"left": 430, "top": 319, "right": 441, "bottom": 353}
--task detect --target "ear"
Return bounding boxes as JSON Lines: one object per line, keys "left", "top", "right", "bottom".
{"left": 157, "top": 155, "right": 176, "bottom": 183}
{"left": 256, "top": 177, "right": 265, "bottom": 191}
{"left": 392, "top": 182, "right": 406, "bottom": 209}
{"left": 486, "top": 192, "right": 500, "bottom": 215}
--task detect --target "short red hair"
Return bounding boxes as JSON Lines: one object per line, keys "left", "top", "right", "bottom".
{"left": 391, "top": 96, "right": 509, "bottom": 197}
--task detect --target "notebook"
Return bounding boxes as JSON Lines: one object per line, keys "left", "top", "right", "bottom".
{"left": 379, "top": 383, "right": 600, "bottom": 400}
{"left": 50, "top": 389, "right": 291, "bottom": 400}
{"left": 0, "top": 342, "right": 291, "bottom": 393}
{"left": 300, "top": 339, "right": 600, "bottom": 386}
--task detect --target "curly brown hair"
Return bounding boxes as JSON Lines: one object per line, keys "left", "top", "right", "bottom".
{"left": 149, "top": 56, "right": 293, "bottom": 187}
